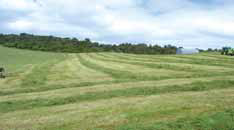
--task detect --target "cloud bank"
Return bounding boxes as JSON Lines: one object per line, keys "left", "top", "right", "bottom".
{"left": 0, "top": 0, "right": 234, "bottom": 48}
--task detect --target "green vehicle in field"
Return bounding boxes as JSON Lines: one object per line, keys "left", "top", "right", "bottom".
{"left": 0, "top": 67, "right": 5, "bottom": 78}
{"left": 221, "top": 47, "right": 234, "bottom": 56}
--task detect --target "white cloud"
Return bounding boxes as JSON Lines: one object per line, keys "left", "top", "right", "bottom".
{"left": 144, "top": 0, "right": 190, "bottom": 13}
{"left": 8, "top": 20, "right": 33, "bottom": 30}
{"left": 0, "top": 0, "right": 38, "bottom": 11}
{"left": 1, "top": 0, "right": 234, "bottom": 48}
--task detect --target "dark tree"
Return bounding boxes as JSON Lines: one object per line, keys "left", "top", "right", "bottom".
{"left": 0, "top": 33, "right": 178, "bottom": 54}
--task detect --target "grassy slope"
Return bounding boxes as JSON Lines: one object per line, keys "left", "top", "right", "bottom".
{"left": 0, "top": 46, "right": 65, "bottom": 72}
{"left": 0, "top": 46, "right": 234, "bottom": 130}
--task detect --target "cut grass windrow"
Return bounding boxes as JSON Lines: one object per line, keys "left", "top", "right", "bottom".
{"left": 89, "top": 53, "right": 234, "bottom": 78}
{"left": 20, "top": 60, "right": 59, "bottom": 87}
{"left": 1, "top": 75, "right": 234, "bottom": 97}
{"left": 1, "top": 75, "right": 234, "bottom": 102}
{"left": 103, "top": 52, "right": 234, "bottom": 69}
{"left": 0, "top": 80, "right": 120, "bottom": 96}
{"left": 89, "top": 53, "right": 198, "bottom": 73}
{"left": 78, "top": 54, "right": 175, "bottom": 81}
{"left": 0, "top": 79, "right": 234, "bottom": 113}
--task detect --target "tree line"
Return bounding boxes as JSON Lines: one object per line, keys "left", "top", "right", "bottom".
{"left": 0, "top": 33, "right": 177, "bottom": 54}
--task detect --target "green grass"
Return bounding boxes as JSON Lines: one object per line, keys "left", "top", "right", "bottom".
{"left": 0, "top": 79, "right": 234, "bottom": 113}
{"left": 0, "top": 46, "right": 65, "bottom": 72}
{"left": 117, "top": 109, "right": 234, "bottom": 130}
{"left": 0, "top": 45, "right": 234, "bottom": 130}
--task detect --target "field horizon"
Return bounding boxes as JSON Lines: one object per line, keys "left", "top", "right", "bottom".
{"left": 0, "top": 45, "right": 234, "bottom": 130}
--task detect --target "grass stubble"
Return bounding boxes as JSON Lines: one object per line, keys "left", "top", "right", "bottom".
{"left": 0, "top": 46, "right": 234, "bottom": 130}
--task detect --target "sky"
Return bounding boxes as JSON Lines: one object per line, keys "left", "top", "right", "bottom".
{"left": 0, "top": 0, "right": 234, "bottom": 49}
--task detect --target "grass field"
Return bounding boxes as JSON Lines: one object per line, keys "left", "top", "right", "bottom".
{"left": 1, "top": 46, "right": 234, "bottom": 130}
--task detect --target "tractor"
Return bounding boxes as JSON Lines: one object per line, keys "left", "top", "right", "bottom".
{"left": 228, "top": 48, "right": 234, "bottom": 56}
{"left": 221, "top": 47, "right": 234, "bottom": 56}
{"left": 0, "top": 67, "right": 5, "bottom": 78}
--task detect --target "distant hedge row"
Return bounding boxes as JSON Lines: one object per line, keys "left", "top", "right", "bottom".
{"left": 0, "top": 33, "right": 177, "bottom": 54}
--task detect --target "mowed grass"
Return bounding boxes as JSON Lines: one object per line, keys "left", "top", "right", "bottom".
{"left": 0, "top": 46, "right": 234, "bottom": 130}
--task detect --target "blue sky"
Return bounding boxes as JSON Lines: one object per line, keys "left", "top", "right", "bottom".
{"left": 0, "top": 0, "right": 234, "bottom": 49}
